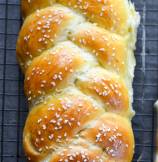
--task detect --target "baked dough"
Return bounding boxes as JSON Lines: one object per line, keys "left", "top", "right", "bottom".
{"left": 16, "top": 0, "right": 140, "bottom": 161}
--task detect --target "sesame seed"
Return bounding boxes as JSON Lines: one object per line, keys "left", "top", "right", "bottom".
{"left": 70, "top": 69, "right": 74, "bottom": 73}
{"left": 37, "top": 118, "right": 42, "bottom": 123}
{"left": 42, "top": 124, "right": 46, "bottom": 130}
{"left": 77, "top": 122, "right": 81, "bottom": 126}
{"left": 48, "top": 134, "right": 54, "bottom": 140}
{"left": 64, "top": 119, "right": 68, "bottom": 124}
{"left": 64, "top": 132, "right": 67, "bottom": 137}
{"left": 37, "top": 130, "right": 41, "bottom": 135}
{"left": 38, "top": 148, "right": 42, "bottom": 152}
{"left": 71, "top": 118, "right": 75, "bottom": 121}
{"left": 28, "top": 157, "right": 31, "bottom": 161}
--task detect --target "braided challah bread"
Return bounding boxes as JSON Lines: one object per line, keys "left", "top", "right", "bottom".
{"left": 16, "top": 0, "right": 140, "bottom": 161}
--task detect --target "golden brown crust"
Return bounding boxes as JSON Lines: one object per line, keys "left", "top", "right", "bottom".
{"left": 70, "top": 23, "right": 127, "bottom": 75}
{"left": 58, "top": 0, "right": 129, "bottom": 35}
{"left": 81, "top": 113, "right": 134, "bottom": 162}
{"left": 24, "top": 104, "right": 134, "bottom": 161}
{"left": 24, "top": 42, "right": 84, "bottom": 102}
{"left": 17, "top": 5, "right": 81, "bottom": 70}
{"left": 21, "top": 0, "right": 55, "bottom": 18}
{"left": 17, "top": 0, "right": 139, "bottom": 161}
{"left": 49, "top": 145, "right": 104, "bottom": 162}
{"left": 76, "top": 68, "right": 130, "bottom": 116}
{"left": 21, "top": 0, "right": 129, "bottom": 34}
{"left": 23, "top": 94, "right": 104, "bottom": 161}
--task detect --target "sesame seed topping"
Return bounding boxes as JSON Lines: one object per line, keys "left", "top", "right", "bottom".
{"left": 48, "top": 134, "right": 54, "bottom": 140}
{"left": 37, "top": 130, "right": 41, "bottom": 135}
{"left": 77, "top": 121, "right": 81, "bottom": 126}
{"left": 42, "top": 124, "right": 46, "bottom": 130}
{"left": 37, "top": 118, "right": 42, "bottom": 123}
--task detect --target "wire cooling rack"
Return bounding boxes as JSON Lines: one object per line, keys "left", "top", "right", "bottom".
{"left": 0, "top": 0, "right": 158, "bottom": 162}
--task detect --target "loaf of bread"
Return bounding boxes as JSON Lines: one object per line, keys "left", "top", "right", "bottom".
{"left": 16, "top": 0, "right": 140, "bottom": 161}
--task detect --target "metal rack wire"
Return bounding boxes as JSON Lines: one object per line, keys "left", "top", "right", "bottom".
{"left": 0, "top": 0, "right": 158, "bottom": 162}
